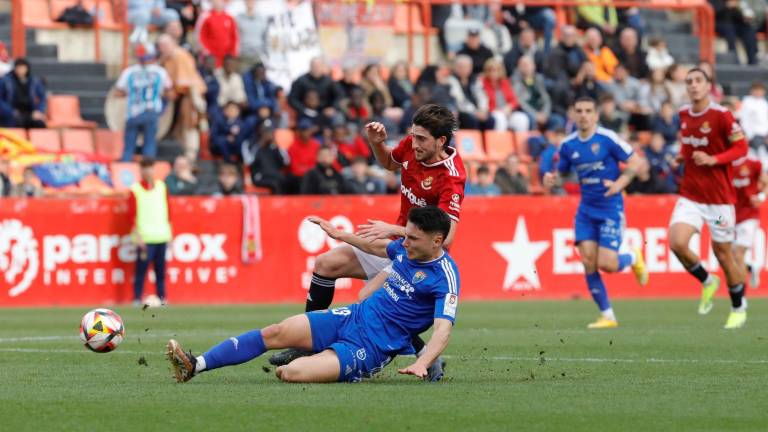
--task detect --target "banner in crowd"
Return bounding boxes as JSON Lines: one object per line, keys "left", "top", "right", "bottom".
{"left": 1, "top": 195, "right": 767, "bottom": 307}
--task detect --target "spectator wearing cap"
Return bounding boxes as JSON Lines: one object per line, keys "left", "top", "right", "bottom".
{"left": 286, "top": 118, "right": 321, "bottom": 193}
{"left": 128, "top": 158, "right": 172, "bottom": 306}
{"left": 165, "top": 155, "right": 198, "bottom": 196}
{"left": 613, "top": 27, "right": 649, "bottom": 80}
{"left": 197, "top": 0, "right": 239, "bottom": 68}
{"left": 447, "top": 54, "right": 493, "bottom": 130}
{"left": 12, "top": 166, "right": 43, "bottom": 198}
{"left": 458, "top": 29, "right": 495, "bottom": 76}
{"left": 128, "top": 0, "right": 179, "bottom": 43}
{"left": 583, "top": 28, "right": 618, "bottom": 83}
{"left": 0, "top": 58, "right": 47, "bottom": 129}
{"left": 237, "top": 0, "right": 268, "bottom": 71}
{"left": 344, "top": 157, "right": 385, "bottom": 194}
{"left": 114, "top": 44, "right": 173, "bottom": 161}
{"left": 243, "top": 62, "right": 279, "bottom": 121}
{"left": 300, "top": 145, "right": 349, "bottom": 195}
{"left": 210, "top": 101, "right": 255, "bottom": 163}
{"left": 245, "top": 119, "right": 288, "bottom": 194}
{"left": 288, "top": 57, "right": 343, "bottom": 124}
{"left": 216, "top": 56, "right": 246, "bottom": 108}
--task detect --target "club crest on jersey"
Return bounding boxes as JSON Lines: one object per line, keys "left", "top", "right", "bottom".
{"left": 452, "top": 193, "right": 460, "bottom": 203}
{"left": 740, "top": 165, "right": 750, "bottom": 176}
{"left": 700, "top": 121, "right": 711, "bottom": 134}
{"left": 412, "top": 271, "right": 427, "bottom": 284}
{"left": 591, "top": 143, "right": 600, "bottom": 155}
{"left": 421, "top": 176, "right": 434, "bottom": 190}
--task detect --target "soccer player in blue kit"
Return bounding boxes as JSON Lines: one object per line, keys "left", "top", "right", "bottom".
{"left": 166, "top": 207, "right": 460, "bottom": 383}
{"left": 544, "top": 97, "right": 649, "bottom": 329}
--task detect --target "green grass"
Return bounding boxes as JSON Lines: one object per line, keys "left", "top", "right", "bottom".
{"left": 1, "top": 299, "right": 767, "bottom": 431}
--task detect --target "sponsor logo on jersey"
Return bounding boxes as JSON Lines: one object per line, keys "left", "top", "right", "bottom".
{"left": 443, "top": 293, "right": 458, "bottom": 318}
{"left": 403, "top": 161, "right": 409, "bottom": 170}
{"left": 728, "top": 122, "right": 745, "bottom": 142}
{"left": 412, "top": 271, "right": 427, "bottom": 284}
{"left": 700, "top": 121, "right": 711, "bottom": 134}
{"left": 421, "top": 176, "right": 434, "bottom": 190}
{"left": 680, "top": 135, "right": 709, "bottom": 147}
{"left": 400, "top": 185, "right": 427, "bottom": 207}
{"left": 591, "top": 143, "right": 600, "bottom": 155}
{"left": 356, "top": 348, "right": 367, "bottom": 360}
{"left": 740, "top": 166, "right": 750, "bottom": 177}
{"left": 681, "top": 122, "right": 687, "bottom": 129}
{"left": 572, "top": 151, "right": 580, "bottom": 159}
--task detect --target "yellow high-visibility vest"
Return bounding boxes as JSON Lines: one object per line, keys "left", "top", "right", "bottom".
{"left": 131, "top": 180, "right": 172, "bottom": 244}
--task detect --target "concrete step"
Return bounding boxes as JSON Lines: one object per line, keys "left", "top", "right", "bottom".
{"left": 716, "top": 65, "right": 768, "bottom": 83}
{"left": 645, "top": 20, "right": 691, "bottom": 34}
{"left": 157, "top": 139, "right": 183, "bottom": 161}
{"left": 29, "top": 59, "right": 107, "bottom": 77}
{"left": 45, "top": 76, "right": 113, "bottom": 92}
{"left": 716, "top": 51, "right": 740, "bottom": 66}
{"left": 76, "top": 92, "right": 107, "bottom": 110}
{"left": 27, "top": 44, "right": 58, "bottom": 59}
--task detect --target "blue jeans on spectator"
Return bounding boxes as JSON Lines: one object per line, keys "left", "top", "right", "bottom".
{"left": 525, "top": 8, "right": 556, "bottom": 53}
{"left": 716, "top": 21, "right": 758, "bottom": 65}
{"left": 122, "top": 111, "right": 159, "bottom": 161}
{"left": 134, "top": 243, "right": 167, "bottom": 302}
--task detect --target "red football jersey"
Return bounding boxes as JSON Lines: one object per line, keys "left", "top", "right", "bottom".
{"left": 391, "top": 135, "right": 467, "bottom": 226}
{"left": 733, "top": 157, "right": 763, "bottom": 222}
{"left": 678, "top": 103, "right": 748, "bottom": 204}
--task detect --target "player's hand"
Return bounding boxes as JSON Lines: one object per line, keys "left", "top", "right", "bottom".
{"left": 750, "top": 195, "right": 763, "bottom": 207}
{"left": 398, "top": 362, "right": 428, "bottom": 379}
{"left": 357, "top": 219, "right": 397, "bottom": 240}
{"left": 692, "top": 151, "right": 717, "bottom": 166}
{"left": 603, "top": 179, "right": 623, "bottom": 197}
{"left": 364, "top": 122, "right": 388, "bottom": 145}
{"left": 542, "top": 172, "right": 557, "bottom": 189}
{"left": 308, "top": 216, "right": 343, "bottom": 240}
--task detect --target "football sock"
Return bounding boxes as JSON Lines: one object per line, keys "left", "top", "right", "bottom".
{"left": 305, "top": 273, "right": 336, "bottom": 312}
{"left": 194, "top": 356, "right": 206, "bottom": 373}
{"left": 601, "top": 307, "right": 616, "bottom": 321}
{"left": 412, "top": 335, "right": 426, "bottom": 356}
{"left": 617, "top": 251, "right": 636, "bottom": 271}
{"left": 586, "top": 272, "right": 611, "bottom": 313}
{"left": 728, "top": 283, "right": 746, "bottom": 310}
{"left": 686, "top": 262, "right": 712, "bottom": 284}
{"left": 201, "top": 329, "right": 266, "bottom": 371}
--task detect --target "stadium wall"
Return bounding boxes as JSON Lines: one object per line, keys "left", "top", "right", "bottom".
{"left": 1, "top": 195, "right": 766, "bottom": 307}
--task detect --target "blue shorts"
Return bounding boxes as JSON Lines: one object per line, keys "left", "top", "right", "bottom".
{"left": 306, "top": 304, "right": 392, "bottom": 383}
{"left": 574, "top": 209, "right": 625, "bottom": 251}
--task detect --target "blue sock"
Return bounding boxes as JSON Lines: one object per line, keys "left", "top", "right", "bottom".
{"left": 202, "top": 329, "right": 266, "bottom": 371}
{"left": 585, "top": 272, "right": 611, "bottom": 311}
{"left": 617, "top": 253, "right": 634, "bottom": 271}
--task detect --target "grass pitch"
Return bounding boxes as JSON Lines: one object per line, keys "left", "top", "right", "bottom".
{"left": 1, "top": 299, "right": 767, "bottom": 431}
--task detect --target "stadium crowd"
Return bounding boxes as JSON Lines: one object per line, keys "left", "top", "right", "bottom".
{"left": 3, "top": 0, "right": 768, "bottom": 198}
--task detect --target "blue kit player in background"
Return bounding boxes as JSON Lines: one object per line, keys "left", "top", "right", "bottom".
{"left": 166, "top": 206, "right": 460, "bottom": 383}
{"left": 544, "top": 96, "right": 649, "bottom": 329}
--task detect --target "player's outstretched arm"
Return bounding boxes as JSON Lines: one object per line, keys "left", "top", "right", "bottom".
{"left": 365, "top": 122, "right": 400, "bottom": 171}
{"left": 357, "top": 219, "right": 406, "bottom": 241}
{"left": 604, "top": 153, "right": 643, "bottom": 197}
{"left": 398, "top": 318, "right": 452, "bottom": 379}
{"left": 309, "top": 216, "right": 390, "bottom": 258}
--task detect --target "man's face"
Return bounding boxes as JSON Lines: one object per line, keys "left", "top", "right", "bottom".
{"left": 410, "top": 125, "right": 444, "bottom": 162}
{"left": 351, "top": 160, "right": 367, "bottom": 177}
{"left": 477, "top": 172, "right": 492, "bottom": 186}
{"left": 685, "top": 70, "right": 712, "bottom": 102}
{"left": 574, "top": 101, "right": 598, "bottom": 132}
{"left": 517, "top": 57, "right": 534, "bottom": 77}
{"left": 316, "top": 148, "right": 334, "bottom": 167}
{"left": 454, "top": 58, "right": 472, "bottom": 78}
{"left": 14, "top": 64, "right": 28, "bottom": 79}
{"left": 402, "top": 222, "right": 441, "bottom": 261}
{"left": 613, "top": 66, "right": 628, "bottom": 82}
{"left": 224, "top": 58, "right": 238, "bottom": 74}
{"left": 174, "top": 157, "right": 189, "bottom": 174}
{"left": 585, "top": 29, "right": 602, "bottom": 49}
{"left": 562, "top": 26, "right": 577, "bottom": 46}
{"left": 219, "top": 169, "right": 238, "bottom": 189}
{"left": 466, "top": 34, "right": 481, "bottom": 49}
{"left": 519, "top": 29, "right": 535, "bottom": 48}
{"left": 309, "top": 58, "right": 325, "bottom": 77}
{"left": 620, "top": 29, "right": 637, "bottom": 51}
{"left": 506, "top": 155, "right": 519, "bottom": 172}
{"left": 140, "top": 166, "right": 155, "bottom": 182}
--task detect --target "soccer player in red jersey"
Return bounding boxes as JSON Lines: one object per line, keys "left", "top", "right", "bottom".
{"left": 668, "top": 68, "right": 749, "bottom": 328}
{"left": 270, "top": 104, "right": 467, "bottom": 378}
{"left": 732, "top": 155, "right": 768, "bottom": 289}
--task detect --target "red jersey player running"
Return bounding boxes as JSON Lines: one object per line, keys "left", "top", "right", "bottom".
{"left": 732, "top": 155, "right": 768, "bottom": 289}
{"left": 270, "top": 104, "right": 467, "bottom": 380}
{"left": 668, "top": 67, "right": 749, "bottom": 329}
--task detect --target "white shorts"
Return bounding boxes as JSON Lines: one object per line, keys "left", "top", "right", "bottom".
{"left": 735, "top": 219, "right": 759, "bottom": 249}
{"left": 352, "top": 246, "right": 392, "bottom": 280}
{"left": 669, "top": 197, "right": 736, "bottom": 243}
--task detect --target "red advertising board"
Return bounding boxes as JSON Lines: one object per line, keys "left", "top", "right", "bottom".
{"left": 1, "top": 195, "right": 765, "bottom": 307}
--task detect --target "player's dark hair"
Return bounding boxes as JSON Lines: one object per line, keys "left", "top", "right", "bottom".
{"left": 408, "top": 206, "right": 451, "bottom": 241}
{"left": 139, "top": 158, "right": 155, "bottom": 168}
{"left": 573, "top": 96, "right": 597, "bottom": 108}
{"left": 686, "top": 67, "right": 711, "bottom": 83}
{"left": 412, "top": 103, "right": 458, "bottom": 147}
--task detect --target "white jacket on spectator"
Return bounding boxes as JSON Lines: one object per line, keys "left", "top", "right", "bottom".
{"left": 646, "top": 47, "right": 674, "bottom": 71}
{"left": 739, "top": 94, "right": 768, "bottom": 140}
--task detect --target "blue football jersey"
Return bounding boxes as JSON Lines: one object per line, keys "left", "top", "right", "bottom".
{"left": 557, "top": 127, "right": 633, "bottom": 212}
{"left": 358, "top": 239, "right": 460, "bottom": 355}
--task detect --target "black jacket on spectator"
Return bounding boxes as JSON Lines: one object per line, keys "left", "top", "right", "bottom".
{"left": 503, "top": 45, "right": 545, "bottom": 79}
{"left": 301, "top": 164, "right": 349, "bottom": 195}
{"left": 494, "top": 168, "right": 529, "bottom": 195}
{"left": 210, "top": 114, "right": 256, "bottom": 163}
{"left": 165, "top": 173, "right": 198, "bottom": 196}
{"left": 249, "top": 142, "right": 289, "bottom": 194}
{"left": 458, "top": 43, "right": 495, "bottom": 76}
{"left": 388, "top": 77, "right": 413, "bottom": 109}
{"left": 288, "top": 73, "right": 342, "bottom": 113}
{"left": 614, "top": 46, "right": 649, "bottom": 80}
{"left": 346, "top": 175, "right": 386, "bottom": 194}
{"left": 543, "top": 42, "right": 586, "bottom": 82}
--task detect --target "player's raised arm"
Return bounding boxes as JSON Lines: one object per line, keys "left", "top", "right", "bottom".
{"left": 398, "top": 318, "right": 453, "bottom": 379}
{"left": 309, "top": 217, "right": 390, "bottom": 258}
{"left": 365, "top": 122, "right": 400, "bottom": 171}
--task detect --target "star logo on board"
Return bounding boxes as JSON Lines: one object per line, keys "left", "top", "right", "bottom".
{"left": 492, "top": 216, "right": 550, "bottom": 291}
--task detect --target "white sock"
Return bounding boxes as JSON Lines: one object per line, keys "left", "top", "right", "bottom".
{"left": 194, "top": 356, "right": 206, "bottom": 373}
{"left": 601, "top": 308, "right": 616, "bottom": 321}
{"left": 703, "top": 274, "right": 714, "bottom": 285}
{"left": 733, "top": 298, "right": 748, "bottom": 313}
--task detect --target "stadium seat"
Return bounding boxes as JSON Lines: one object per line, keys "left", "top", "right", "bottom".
{"left": 95, "top": 129, "right": 124, "bottom": 161}
{"left": 110, "top": 162, "right": 140, "bottom": 191}
{"left": 4, "top": 128, "right": 29, "bottom": 140}
{"left": 61, "top": 129, "right": 95, "bottom": 155}
{"left": 483, "top": 130, "right": 515, "bottom": 161}
{"left": 83, "top": 0, "right": 121, "bottom": 29}
{"left": 379, "top": 64, "right": 391, "bottom": 81}
{"left": 154, "top": 161, "right": 171, "bottom": 180}
{"left": 393, "top": 4, "right": 435, "bottom": 35}
{"left": 243, "top": 166, "right": 273, "bottom": 195}
{"left": 198, "top": 131, "right": 213, "bottom": 160}
{"left": 47, "top": 95, "right": 98, "bottom": 129}
{"left": 22, "top": 0, "right": 62, "bottom": 28}
{"left": 453, "top": 130, "right": 487, "bottom": 162}
{"left": 77, "top": 174, "right": 113, "bottom": 194}
{"left": 28, "top": 129, "right": 62, "bottom": 153}
{"left": 275, "top": 129, "right": 294, "bottom": 150}
{"left": 512, "top": 131, "right": 537, "bottom": 163}
{"left": 409, "top": 66, "right": 421, "bottom": 83}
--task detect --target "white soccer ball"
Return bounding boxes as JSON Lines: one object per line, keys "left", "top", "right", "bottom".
{"left": 79, "top": 308, "right": 125, "bottom": 353}
{"left": 143, "top": 294, "right": 162, "bottom": 308}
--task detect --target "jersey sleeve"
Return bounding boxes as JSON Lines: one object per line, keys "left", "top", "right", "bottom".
{"left": 714, "top": 110, "right": 748, "bottom": 164}
{"left": 557, "top": 144, "right": 571, "bottom": 174}
{"left": 386, "top": 238, "right": 405, "bottom": 260}
{"left": 438, "top": 174, "right": 465, "bottom": 222}
{"left": 607, "top": 131, "right": 633, "bottom": 162}
{"left": 432, "top": 261, "right": 460, "bottom": 323}
{"left": 390, "top": 136, "right": 412, "bottom": 165}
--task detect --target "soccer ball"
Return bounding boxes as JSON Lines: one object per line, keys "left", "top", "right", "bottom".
{"left": 79, "top": 308, "right": 125, "bottom": 353}
{"left": 143, "top": 294, "right": 162, "bottom": 308}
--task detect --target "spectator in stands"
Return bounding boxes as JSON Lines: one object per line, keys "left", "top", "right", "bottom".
{"left": 237, "top": 0, "right": 268, "bottom": 71}
{"left": 447, "top": 55, "right": 492, "bottom": 130}
{"left": 652, "top": 101, "right": 680, "bottom": 146}
{"left": 243, "top": 62, "right": 278, "bottom": 121}
{"left": 606, "top": 64, "right": 653, "bottom": 131}
{"left": 598, "top": 94, "right": 627, "bottom": 135}
{"left": 199, "top": 55, "right": 220, "bottom": 116}
{"left": 213, "top": 162, "right": 244, "bottom": 196}
{"left": 626, "top": 150, "right": 671, "bottom": 195}
{"left": 157, "top": 34, "right": 207, "bottom": 161}
{"left": 698, "top": 61, "right": 724, "bottom": 102}
{"left": 198, "top": 0, "right": 239, "bottom": 68}
{"left": 613, "top": 27, "right": 649, "bottom": 80}
{"left": 340, "top": 87, "right": 371, "bottom": 127}
{"left": 577, "top": 0, "right": 618, "bottom": 37}
{"left": 583, "top": 28, "right": 618, "bottom": 82}
{"left": 645, "top": 132, "right": 679, "bottom": 193}
{"left": 512, "top": 56, "right": 554, "bottom": 130}
{"left": 368, "top": 91, "right": 399, "bottom": 139}
{"left": 466, "top": 164, "right": 501, "bottom": 196}
{"left": 246, "top": 119, "right": 288, "bottom": 194}
{"left": 360, "top": 64, "right": 403, "bottom": 123}
{"left": 0, "top": 158, "right": 10, "bottom": 197}
{"left": 458, "top": 29, "right": 494, "bottom": 76}
{"left": 336, "top": 65, "right": 361, "bottom": 100}
{"left": 0, "top": 58, "right": 47, "bottom": 129}
{"left": 166, "top": 1, "right": 198, "bottom": 46}
{"left": 332, "top": 121, "right": 371, "bottom": 166}
{"left": 710, "top": 0, "right": 758, "bottom": 65}
{"left": 739, "top": 81, "right": 768, "bottom": 149}
{"left": 646, "top": 37, "right": 674, "bottom": 72}
{"left": 414, "top": 65, "right": 456, "bottom": 110}
{"left": 286, "top": 118, "right": 321, "bottom": 193}
{"left": 297, "top": 88, "right": 333, "bottom": 132}
{"left": 665, "top": 64, "right": 689, "bottom": 109}
{"left": 494, "top": 154, "right": 528, "bottom": 195}
{"left": 210, "top": 101, "right": 255, "bottom": 163}
{"left": 503, "top": 28, "right": 545, "bottom": 79}
{"left": 114, "top": 44, "right": 173, "bottom": 161}
{"left": 528, "top": 127, "right": 566, "bottom": 163}
{"left": 399, "top": 84, "right": 435, "bottom": 134}
{"left": 387, "top": 61, "right": 414, "bottom": 109}
{"left": 345, "top": 156, "right": 386, "bottom": 194}
{"left": 165, "top": 155, "right": 198, "bottom": 196}
{"left": 288, "top": 57, "right": 342, "bottom": 123}
{"left": 474, "top": 58, "right": 529, "bottom": 132}
{"left": 128, "top": 158, "right": 172, "bottom": 306}
{"left": 11, "top": 166, "right": 41, "bottom": 198}
{"left": 543, "top": 25, "right": 587, "bottom": 116}
{"left": 216, "top": 56, "right": 246, "bottom": 108}
{"left": 501, "top": 6, "right": 557, "bottom": 52}
{"left": 647, "top": 68, "right": 671, "bottom": 114}
{"left": 128, "top": 0, "right": 179, "bottom": 43}
{"left": 572, "top": 62, "right": 607, "bottom": 102}
{"left": 300, "top": 145, "right": 349, "bottom": 195}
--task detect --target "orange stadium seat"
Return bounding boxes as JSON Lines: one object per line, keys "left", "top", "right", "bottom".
{"left": 379, "top": 65, "right": 391, "bottom": 82}
{"left": 111, "top": 162, "right": 140, "bottom": 191}
{"left": 408, "top": 66, "right": 421, "bottom": 83}
{"left": 512, "top": 131, "right": 538, "bottom": 163}
{"left": 154, "top": 161, "right": 171, "bottom": 180}
{"left": 77, "top": 174, "right": 113, "bottom": 194}
{"left": 4, "top": 128, "right": 29, "bottom": 140}
{"left": 61, "top": 129, "right": 95, "bottom": 154}
{"left": 22, "top": 0, "right": 60, "bottom": 28}
{"left": 29, "top": 129, "right": 62, "bottom": 153}
{"left": 483, "top": 130, "right": 515, "bottom": 161}
{"left": 95, "top": 129, "right": 124, "bottom": 160}
{"left": 47, "top": 95, "right": 98, "bottom": 129}
{"left": 453, "top": 129, "right": 487, "bottom": 162}
{"left": 275, "top": 129, "right": 294, "bottom": 150}
{"left": 393, "top": 4, "right": 435, "bottom": 35}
